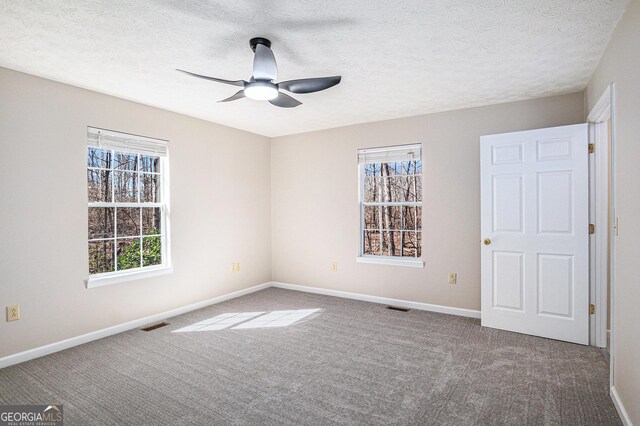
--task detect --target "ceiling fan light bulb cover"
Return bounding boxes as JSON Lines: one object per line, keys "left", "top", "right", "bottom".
{"left": 244, "top": 82, "right": 278, "bottom": 100}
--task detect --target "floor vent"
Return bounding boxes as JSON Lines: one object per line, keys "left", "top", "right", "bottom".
{"left": 140, "top": 322, "right": 169, "bottom": 332}
{"left": 386, "top": 306, "right": 410, "bottom": 312}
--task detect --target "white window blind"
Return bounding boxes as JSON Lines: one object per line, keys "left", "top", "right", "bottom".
{"left": 357, "top": 144, "right": 421, "bottom": 165}
{"left": 88, "top": 127, "right": 169, "bottom": 157}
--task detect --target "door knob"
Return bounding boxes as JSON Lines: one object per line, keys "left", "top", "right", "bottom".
{"left": 483, "top": 238, "right": 491, "bottom": 245}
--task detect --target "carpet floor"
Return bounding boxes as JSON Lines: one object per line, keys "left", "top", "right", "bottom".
{"left": 0, "top": 287, "right": 620, "bottom": 425}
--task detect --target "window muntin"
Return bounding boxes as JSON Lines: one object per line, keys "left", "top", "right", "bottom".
{"left": 359, "top": 146, "right": 422, "bottom": 258}
{"left": 87, "top": 133, "right": 167, "bottom": 277}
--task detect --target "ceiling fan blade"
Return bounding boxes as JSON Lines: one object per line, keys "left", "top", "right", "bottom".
{"left": 176, "top": 69, "right": 245, "bottom": 87}
{"left": 253, "top": 43, "right": 278, "bottom": 81}
{"left": 218, "top": 90, "right": 246, "bottom": 103}
{"left": 269, "top": 92, "right": 301, "bottom": 108}
{"left": 278, "top": 76, "right": 341, "bottom": 94}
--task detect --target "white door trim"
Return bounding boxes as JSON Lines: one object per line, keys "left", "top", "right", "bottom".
{"left": 587, "top": 83, "right": 616, "bottom": 388}
{"left": 588, "top": 119, "right": 610, "bottom": 349}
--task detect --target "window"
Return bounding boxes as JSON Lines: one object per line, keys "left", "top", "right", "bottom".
{"left": 86, "top": 127, "right": 170, "bottom": 285}
{"left": 358, "top": 144, "right": 422, "bottom": 266}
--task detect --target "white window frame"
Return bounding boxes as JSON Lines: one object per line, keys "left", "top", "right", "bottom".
{"left": 357, "top": 144, "right": 424, "bottom": 268}
{"left": 86, "top": 128, "right": 172, "bottom": 288}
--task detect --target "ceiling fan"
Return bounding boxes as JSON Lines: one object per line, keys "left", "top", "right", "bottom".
{"left": 177, "top": 37, "right": 341, "bottom": 108}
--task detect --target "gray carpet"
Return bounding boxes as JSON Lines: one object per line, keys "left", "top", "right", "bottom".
{"left": 0, "top": 288, "right": 620, "bottom": 425}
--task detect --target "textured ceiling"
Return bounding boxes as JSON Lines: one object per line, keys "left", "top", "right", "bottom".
{"left": 0, "top": 0, "right": 630, "bottom": 137}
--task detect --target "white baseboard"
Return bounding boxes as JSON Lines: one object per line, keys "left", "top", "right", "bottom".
{"left": 611, "top": 386, "right": 633, "bottom": 426}
{"left": 0, "top": 282, "right": 271, "bottom": 369}
{"left": 1, "top": 280, "right": 480, "bottom": 370}
{"left": 270, "top": 281, "right": 481, "bottom": 319}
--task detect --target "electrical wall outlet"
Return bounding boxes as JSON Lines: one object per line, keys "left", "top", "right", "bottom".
{"left": 231, "top": 262, "right": 241, "bottom": 272}
{"left": 236, "top": 262, "right": 240, "bottom": 272}
{"left": 331, "top": 261, "right": 338, "bottom": 272}
{"left": 7, "top": 304, "right": 20, "bottom": 322}
{"left": 448, "top": 272, "right": 457, "bottom": 285}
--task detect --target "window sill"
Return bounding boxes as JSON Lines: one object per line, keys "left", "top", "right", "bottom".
{"left": 356, "top": 256, "right": 424, "bottom": 268}
{"left": 86, "top": 265, "right": 173, "bottom": 289}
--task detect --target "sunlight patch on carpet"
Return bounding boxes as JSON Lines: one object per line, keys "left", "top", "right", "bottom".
{"left": 172, "top": 309, "right": 321, "bottom": 332}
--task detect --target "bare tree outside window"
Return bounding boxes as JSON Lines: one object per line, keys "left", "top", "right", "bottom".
{"left": 360, "top": 146, "right": 422, "bottom": 258}
{"left": 87, "top": 147, "right": 164, "bottom": 275}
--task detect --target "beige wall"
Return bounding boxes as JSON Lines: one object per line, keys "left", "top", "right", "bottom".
{"left": 271, "top": 93, "right": 584, "bottom": 311}
{"left": 0, "top": 67, "right": 272, "bottom": 357}
{"left": 586, "top": 0, "right": 640, "bottom": 422}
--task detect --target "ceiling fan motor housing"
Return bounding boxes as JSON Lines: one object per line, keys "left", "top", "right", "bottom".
{"left": 250, "top": 37, "right": 271, "bottom": 52}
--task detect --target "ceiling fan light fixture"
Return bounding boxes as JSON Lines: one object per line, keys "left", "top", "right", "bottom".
{"left": 178, "top": 37, "right": 341, "bottom": 108}
{"left": 244, "top": 81, "right": 278, "bottom": 100}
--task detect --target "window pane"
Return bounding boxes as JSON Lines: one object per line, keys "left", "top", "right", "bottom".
{"left": 114, "top": 171, "right": 138, "bottom": 202}
{"left": 140, "top": 155, "right": 160, "bottom": 173}
{"left": 389, "top": 176, "right": 407, "bottom": 202}
{"left": 363, "top": 231, "right": 381, "bottom": 255}
{"left": 399, "top": 160, "right": 421, "bottom": 175}
{"left": 142, "top": 207, "right": 162, "bottom": 235}
{"left": 401, "top": 206, "right": 417, "bottom": 230}
{"left": 88, "top": 207, "right": 114, "bottom": 239}
{"left": 363, "top": 206, "right": 379, "bottom": 230}
{"left": 87, "top": 148, "right": 112, "bottom": 169}
{"left": 382, "top": 231, "right": 401, "bottom": 256}
{"left": 416, "top": 206, "right": 422, "bottom": 230}
{"left": 381, "top": 231, "right": 389, "bottom": 256}
{"left": 117, "top": 207, "right": 140, "bottom": 237}
{"left": 87, "top": 169, "right": 112, "bottom": 202}
{"left": 402, "top": 232, "right": 418, "bottom": 257}
{"left": 117, "top": 238, "right": 141, "bottom": 270}
{"left": 114, "top": 152, "right": 138, "bottom": 171}
{"left": 140, "top": 173, "right": 161, "bottom": 202}
{"left": 398, "top": 161, "right": 410, "bottom": 175}
{"left": 380, "top": 177, "right": 404, "bottom": 202}
{"left": 380, "top": 163, "right": 399, "bottom": 176}
{"left": 89, "top": 240, "right": 114, "bottom": 274}
{"left": 363, "top": 163, "right": 381, "bottom": 177}
{"left": 392, "top": 231, "right": 402, "bottom": 256}
{"left": 363, "top": 176, "right": 382, "bottom": 202}
{"left": 405, "top": 175, "right": 421, "bottom": 202}
{"left": 382, "top": 206, "right": 402, "bottom": 230}
{"left": 143, "top": 236, "right": 162, "bottom": 267}
{"left": 416, "top": 232, "right": 422, "bottom": 257}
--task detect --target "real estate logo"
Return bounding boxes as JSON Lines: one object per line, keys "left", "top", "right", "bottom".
{"left": 0, "top": 404, "right": 63, "bottom": 426}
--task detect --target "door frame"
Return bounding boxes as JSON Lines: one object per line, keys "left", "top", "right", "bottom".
{"left": 587, "top": 83, "right": 616, "bottom": 388}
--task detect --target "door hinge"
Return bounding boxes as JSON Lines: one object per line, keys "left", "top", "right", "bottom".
{"left": 589, "top": 224, "right": 595, "bottom": 234}
{"left": 589, "top": 304, "right": 595, "bottom": 315}
{"left": 588, "top": 143, "right": 595, "bottom": 154}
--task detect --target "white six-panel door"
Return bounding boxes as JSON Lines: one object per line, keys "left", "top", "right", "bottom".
{"left": 480, "top": 124, "right": 589, "bottom": 344}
